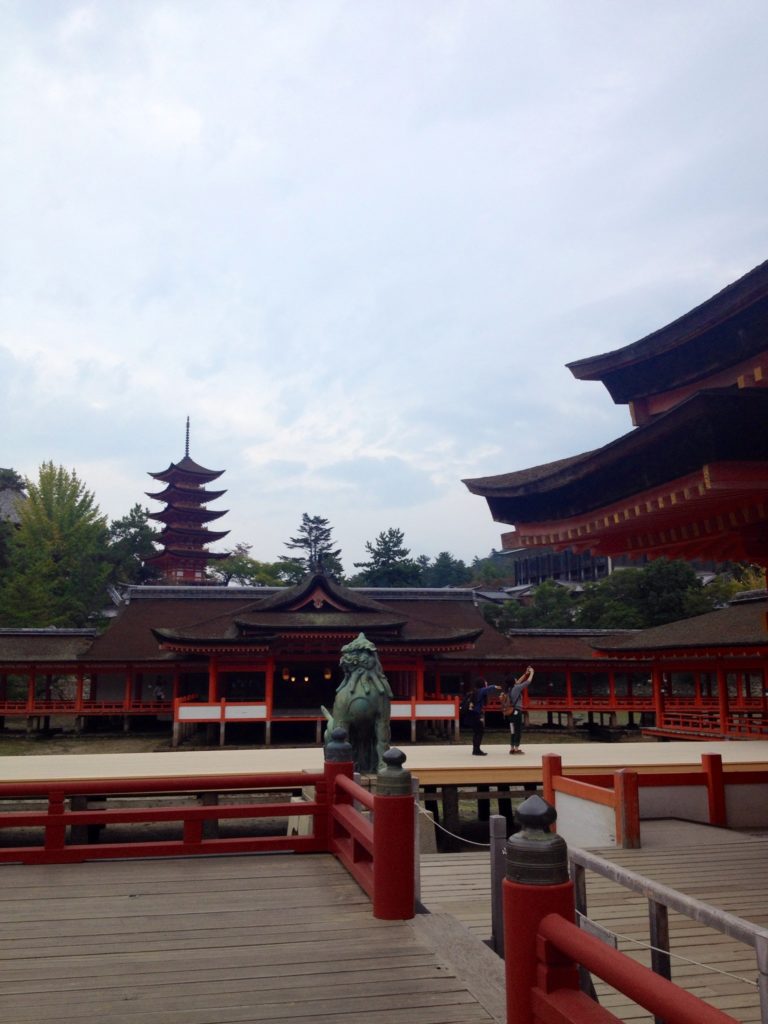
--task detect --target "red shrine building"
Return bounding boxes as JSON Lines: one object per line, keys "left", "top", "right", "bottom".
{"left": 465, "top": 260, "right": 768, "bottom": 739}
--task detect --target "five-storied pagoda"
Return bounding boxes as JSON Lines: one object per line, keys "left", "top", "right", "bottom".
{"left": 144, "top": 418, "right": 230, "bottom": 584}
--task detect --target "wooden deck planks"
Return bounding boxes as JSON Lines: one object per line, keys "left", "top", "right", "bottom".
{"left": 420, "top": 822, "right": 768, "bottom": 1024}
{"left": 0, "top": 853, "right": 498, "bottom": 1024}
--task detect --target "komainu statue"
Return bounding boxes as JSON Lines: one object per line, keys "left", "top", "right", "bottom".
{"left": 321, "top": 632, "right": 393, "bottom": 773}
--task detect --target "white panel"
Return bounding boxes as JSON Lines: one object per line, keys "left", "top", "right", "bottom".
{"left": 178, "top": 705, "right": 221, "bottom": 721}
{"left": 725, "top": 783, "right": 768, "bottom": 827}
{"left": 225, "top": 704, "right": 267, "bottom": 720}
{"left": 415, "top": 703, "right": 456, "bottom": 718}
{"left": 390, "top": 704, "right": 413, "bottom": 718}
{"left": 555, "top": 791, "right": 616, "bottom": 848}
{"left": 638, "top": 785, "right": 708, "bottom": 823}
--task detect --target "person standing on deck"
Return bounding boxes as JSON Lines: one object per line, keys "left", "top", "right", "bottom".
{"left": 462, "top": 678, "right": 501, "bottom": 756}
{"left": 501, "top": 666, "right": 534, "bottom": 754}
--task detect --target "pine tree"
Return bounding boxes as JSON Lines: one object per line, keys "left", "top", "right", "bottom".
{"left": 278, "top": 514, "right": 343, "bottom": 582}
{"left": 353, "top": 528, "right": 421, "bottom": 587}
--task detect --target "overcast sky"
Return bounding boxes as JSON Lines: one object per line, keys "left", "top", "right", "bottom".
{"left": 2, "top": 1, "right": 767, "bottom": 569}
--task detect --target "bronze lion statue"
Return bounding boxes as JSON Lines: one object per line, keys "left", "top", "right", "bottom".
{"left": 321, "top": 632, "right": 393, "bottom": 773}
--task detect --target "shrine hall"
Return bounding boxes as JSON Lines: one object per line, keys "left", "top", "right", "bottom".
{"left": 465, "top": 258, "right": 768, "bottom": 740}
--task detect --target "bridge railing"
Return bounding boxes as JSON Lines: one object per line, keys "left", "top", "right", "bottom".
{"left": 0, "top": 739, "right": 416, "bottom": 921}
{"left": 502, "top": 795, "right": 747, "bottom": 1024}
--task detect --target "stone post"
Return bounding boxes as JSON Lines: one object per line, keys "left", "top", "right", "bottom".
{"left": 503, "top": 794, "right": 576, "bottom": 1024}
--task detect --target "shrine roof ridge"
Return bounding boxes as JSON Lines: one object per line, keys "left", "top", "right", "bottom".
{"left": 567, "top": 258, "right": 768, "bottom": 381}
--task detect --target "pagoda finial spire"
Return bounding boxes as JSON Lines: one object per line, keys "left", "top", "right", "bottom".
{"left": 185, "top": 417, "right": 190, "bottom": 458}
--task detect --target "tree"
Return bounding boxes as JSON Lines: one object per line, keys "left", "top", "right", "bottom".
{"left": 422, "top": 551, "right": 472, "bottom": 588}
{"left": 210, "top": 542, "right": 283, "bottom": 586}
{"left": 484, "top": 579, "right": 576, "bottom": 632}
{"left": 576, "top": 558, "right": 719, "bottom": 629}
{"left": 0, "top": 462, "right": 110, "bottom": 627}
{"left": 106, "top": 504, "right": 161, "bottom": 584}
{"left": 469, "top": 555, "right": 510, "bottom": 587}
{"left": 353, "top": 528, "right": 422, "bottom": 586}
{"left": 277, "top": 514, "right": 343, "bottom": 582}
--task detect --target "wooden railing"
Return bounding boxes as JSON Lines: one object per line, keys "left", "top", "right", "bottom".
{"left": 501, "top": 796, "right": 745, "bottom": 1024}
{"left": 0, "top": 752, "right": 416, "bottom": 920}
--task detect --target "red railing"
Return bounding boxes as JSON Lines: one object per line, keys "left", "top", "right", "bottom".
{"left": 0, "top": 758, "right": 415, "bottom": 920}
{"left": 503, "top": 802, "right": 740, "bottom": 1024}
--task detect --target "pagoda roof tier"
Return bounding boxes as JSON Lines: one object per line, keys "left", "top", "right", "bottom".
{"left": 465, "top": 389, "right": 768, "bottom": 564}
{"left": 149, "top": 506, "right": 227, "bottom": 525}
{"left": 567, "top": 260, "right": 768, "bottom": 404}
{"left": 145, "top": 485, "right": 227, "bottom": 504}
{"left": 587, "top": 591, "right": 768, "bottom": 658}
{"left": 149, "top": 456, "right": 225, "bottom": 484}
{"left": 145, "top": 548, "right": 231, "bottom": 564}
{"left": 154, "top": 526, "right": 230, "bottom": 544}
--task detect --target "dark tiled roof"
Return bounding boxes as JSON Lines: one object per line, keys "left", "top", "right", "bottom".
{"left": 567, "top": 261, "right": 768, "bottom": 403}
{"left": 589, "top": 592, "right": 768, "bottom": 653}
{"left": 463, "top": 389, "right": 768, "bottom": 523}
{"left": 0, "top": 630, "right": 96, "bottom": 662}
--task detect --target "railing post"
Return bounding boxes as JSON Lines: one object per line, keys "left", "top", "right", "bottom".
{"left": 45, "top": 788, "right": 67, "bottom": 852}
{"left": 649, "top": 896, "right": 672, "bottom": 1024}
{"left": 322, "top": 727, "right": 354, "bottom": 852}
{"left": 542, "top": 754, "right": 563, "bottom": 818}
{"left": 489, "top": 814, "right": 506, "bottom": 955}
{"left": 503, "top": 794, "right": 575, "bottom": 1024}
{"left": 373, "top": 748, "right": 415, "bottom": 920}
{"left": 755, "top": 932, "right": 768, "bottom": 1024}
{"left": 702, "top": 753, "right": 727, "bottom": 827}
{"left": 615, "top": 769, "right": 641, "bottom": 848}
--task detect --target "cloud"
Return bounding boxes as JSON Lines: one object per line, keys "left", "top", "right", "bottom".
{"left": 2, "top": 0, "right": 768, "bottom": 565}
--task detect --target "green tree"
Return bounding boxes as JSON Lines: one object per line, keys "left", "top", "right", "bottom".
{"left": 106, "top": 504, "right": 161, "bottom": 584}
{"left": 484, "top": 578, "right": 576, "bottom": 632}
{"left": 353, "top": 527, "right": 422, "bottom": 586}
{"left": 422, "top": 551, "right": 472, "bottom": 588}
{"left": 576, "top": 558, "right": 719, "bottom": 629}
{"left": 469, "top": 555, "right": 510, "bottom": 587}
{"left": 0, "top": 462, "right": 110, "bottom": 627}
{"left": 210, "top": 542, "right": 284, "bottom": 586}
{"left": 277, "top": 514, "right": 343, "bottom": 582}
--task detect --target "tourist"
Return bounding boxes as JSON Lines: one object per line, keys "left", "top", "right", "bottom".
{"left": 462, "top": 678, "right": 502, "bottom": 756}
{"left": 501, "top": 666, "right": 534, "bottom": 754}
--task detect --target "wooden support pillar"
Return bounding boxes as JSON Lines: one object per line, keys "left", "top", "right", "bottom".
{"left": 716, "top": 663, "right": 730, "bottom": 735}
{"left": 442, "top": 785, "right": 460, "bottom": 851}
{"left": 478, "top": 784, "right": 490, "bottom": 822}
{"left": 652, "top": 665, "right": 664, "bottom": 727}
{"left": 172, "top": 665, "right": 181, "bottom": 702}
{"left": 415, "top": 657, "right": 425, "bottom": 701}
{"left": 123, "top": 666, "right": 133, "bottom": 712}
{"left": 208, "top": 656, "right": 219, "bottom": 703}
{"left": 75, "top": 668, "right": 84, "bottom": 714}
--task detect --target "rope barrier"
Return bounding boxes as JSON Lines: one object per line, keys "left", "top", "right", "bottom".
{"left": 416, "top": 801, "right": 491, "bottom": 848}
{"left": 574, "top": 909, "right": 758, "bottom": 988}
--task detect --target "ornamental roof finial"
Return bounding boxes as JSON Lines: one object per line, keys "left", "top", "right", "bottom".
{"left": 185, "top": 416, "right": 190, "bottom": 458}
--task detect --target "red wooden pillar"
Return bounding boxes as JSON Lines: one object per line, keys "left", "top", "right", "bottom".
{"left": 702, "top": 753, "right": 727, "bottom": 826}
{"left": 26, "top": 669, "right": 34, "bottom": 713}
{"left": 415, "top": 657, "right": 425, "bottom": 701}
{"left": 542, "top": 753, "right": 563, "bottom": 809}
{"left": 651, "top": 664, "right": 664, "bottom": 727}
{"left": 716, "top": 663, "right": 730, "bottom": 735}
{"left": 614, "top": 769, "right": 640, "bottom": 848}
{"left": 207, "top": 656, "right": 219, "bottom": 703}
{"left": 75, "top": 668, "right": 84, "bottom": 713}
{"left": 504, "top": 796, "right": 575, "bottom": 1024}
{"left": 123, "top": 666, "right": 133, "bottom": 710}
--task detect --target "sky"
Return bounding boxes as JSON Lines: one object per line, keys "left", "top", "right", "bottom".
{"left": 2, "top": 1, "right": 768, "bottom": 570}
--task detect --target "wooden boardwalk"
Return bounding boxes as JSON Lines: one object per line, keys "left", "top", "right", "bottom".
{"left": 0, "top": 852, "right": 505, "bottom": 1024}
{"left": 420, "top": 821, "right": 768, "bottom": 1023}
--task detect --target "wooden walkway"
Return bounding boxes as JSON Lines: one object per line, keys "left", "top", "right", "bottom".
{"left": 0, "top": 852, "right": 504, "bottom": 1024}
{"left": 420, "top": 821, "right": 768, "bottom": 1023}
